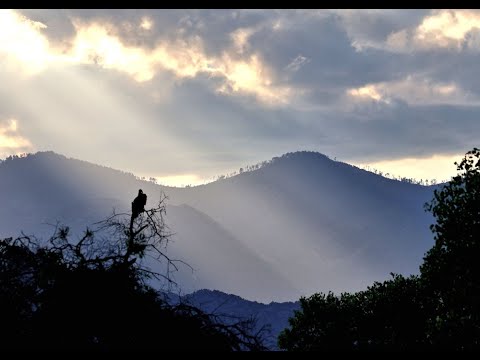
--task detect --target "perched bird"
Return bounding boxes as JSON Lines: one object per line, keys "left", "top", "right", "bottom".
{"left": 132, "top": 189, "right": 147, "bottom": 220}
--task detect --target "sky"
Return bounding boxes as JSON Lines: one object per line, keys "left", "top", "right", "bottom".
{"left": 1, "top": 9, "right": 479, "bottom": 186}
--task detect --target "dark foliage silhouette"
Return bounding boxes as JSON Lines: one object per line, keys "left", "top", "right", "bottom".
{"left": 0, "top": 195, "right": 267, "bottom": 351}
{"left": 278, "top": 274, "right": 428, "bottom": 351}
{"left": 420, "top": 147, "right": 480, "bottom": 349}
{"left": 279, "top": 148, "right": 480, "bottom": 351}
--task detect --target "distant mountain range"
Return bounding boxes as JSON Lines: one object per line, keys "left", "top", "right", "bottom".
{"left": 0, "top": 151, "right": 438, "bottom": 303}
{"left": 166, "top": 289, "right": 300, "bottom": 350}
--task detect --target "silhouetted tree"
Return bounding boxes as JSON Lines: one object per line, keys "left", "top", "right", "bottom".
{"left": 278, "top": 274, "right": 428, "bottom": 351}
{"left": 279, "top": 148, "right": 480, "bottom": 351}
{"left": 0, "top": 194, "right": 267, "bottom": 351}
{"left": 421, "top": 147, "right": 480, "bottom": 349}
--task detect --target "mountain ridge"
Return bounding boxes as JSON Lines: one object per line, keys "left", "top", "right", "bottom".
{"left": 0, "top": 150, "right": 443, "bottom": 190}
{"left": 0, "top": 150, "right": 438, "bottom": 302}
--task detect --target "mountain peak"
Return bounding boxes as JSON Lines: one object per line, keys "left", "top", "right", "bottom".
{"left": 276, "top": 150, "right": 332, "bottom": 161}
{"left": 0, "top": 147, "right": 436, "bottom": 302}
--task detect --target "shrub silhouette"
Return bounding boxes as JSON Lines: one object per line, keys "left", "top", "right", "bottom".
{"left": 0, "top": 195, "right": 266, "bottom": 351}
{"left": 278, "top": 274, "right": 428, "bottom": 351}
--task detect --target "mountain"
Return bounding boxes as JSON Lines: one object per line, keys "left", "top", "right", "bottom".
{"left": 175, "top": 289, "right": 300, "bottom": 350}
{"left": 0, "top": 151, "right": 437, "bottom": 302}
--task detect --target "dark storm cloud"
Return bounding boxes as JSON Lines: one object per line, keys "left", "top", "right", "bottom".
{"left": 306, "top": 101, "right": 480, "bottom": 163}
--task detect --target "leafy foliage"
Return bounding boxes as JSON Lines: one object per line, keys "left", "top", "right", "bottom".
{"left": 278, "top": 274, "right": 428, "bottom": 351}
{"left": 421, "top": 147, "right": 480, "bottom": 349}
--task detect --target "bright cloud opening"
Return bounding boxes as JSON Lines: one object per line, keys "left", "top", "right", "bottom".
{"left": 0, "top": 119, "right": 33, "bottom": 157}
{"left": 348, "top": 85, "right": 384, "bottom": 102}
{"left": 70, "top": 21, "right": 156, "bottom": 82}
{"left": 355, "top": 153, "right": 464, "bottom": 183}
{"left": 71, "top": 23, "right": 293, "bottom": 105}
{"left": 387, "top": 10, "right": 480, "bottom": 52}
{"left": 215, "top": 54, "right": 293, "bottom": 105}
{"left": 140, "top": 17, "right": 153, "bottom": 30}
{"left": 230, "top": 27, "right": 254, "bottom": 54}
{"left": 0, "top": 10, "right": 294, "bottom": 106}
{"left": 347, "top": 76, "right": 476, "bottom": 106}
{"left": 417, "top": 10, "right": 480, "bottom": 43}
{"left": 155, "top": 173, "right": 212, "bottom": 188}
{"left": 0, "top": 9, "right": 52, "bottom": 74}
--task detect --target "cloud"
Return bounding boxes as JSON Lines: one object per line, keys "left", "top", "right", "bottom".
{"left": 1, "top": 10, "right": 294, "bottom": 107}
{"left": 414, "top": 10, "right": 480, "bottom": 49}
{"left": 332, "top": 9, "right": 429, "bottom": 51}
{"left": 386, "top": 10, "right": 480, "bottom": 52}
{"left": 2, "top": 9, "right": 480, "bottom": 183}
{"left": 323, "top": 101, "right": 480, "bottom": 164}
{"left": 0, "top": 119, "right": 33, "bottom": 157}
{"left": 230, "top": 27, "right": 255, "bottom": 54}
{"left": 333, "top": 9, "right": 480, "bottom": 53}
{"left": 0, "top": 9, "right": 52, "bottom": 74}
{"left": 347, "top": 75, "right": 479, "bottom": 106}
{"left": 69, "top": 17, "right": 294, "bottom": 106}
{"left": 348, "top": 85, "right": 384, "bottom": 102}
{"left": 69, "top": 21, "right": 157, "bottom": 81}
{"left": 139, "top": 17, "right": 153, "bottom": 31}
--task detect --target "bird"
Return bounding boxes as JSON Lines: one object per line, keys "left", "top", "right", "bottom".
{"left": 132, "top": 189, "right": 147, "bottom": 220}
